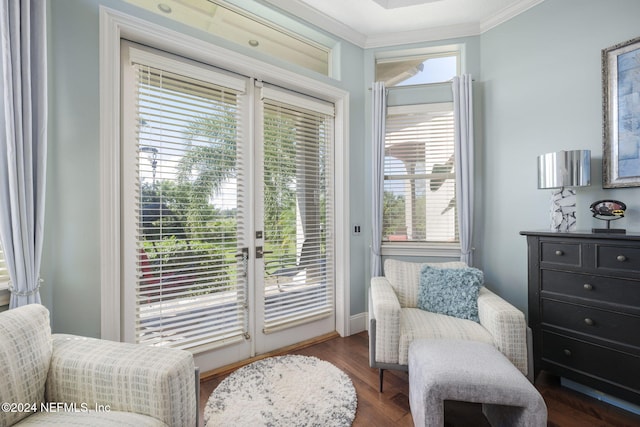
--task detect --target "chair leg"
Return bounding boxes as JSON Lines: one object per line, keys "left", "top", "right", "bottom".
{"left": 379, "top": 368, "right": 384, "bottom": 392}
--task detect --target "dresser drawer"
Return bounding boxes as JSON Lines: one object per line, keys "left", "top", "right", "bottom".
{"left": 541, "top": 269, "right": 640, "bottom": 307}
{"left": 541, "top": 242, "right": 581, "bottom": 266}
{"left": 596, "top": 244, "right": 640, "bottom": 273}
{"left": 542, "top": 331, "right": 640, "bottom": 393}
{"left": 542, "top": 299, "right": 640, "bottom": 348}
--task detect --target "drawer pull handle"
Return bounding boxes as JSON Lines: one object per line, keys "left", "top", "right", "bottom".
{"left": 583, "top": 284, "right": 593, "bottom": 291}
{"left": 555, "top": 250, "right": 564, "bottom": 256}
{"left": 563, "top": 349, "right": 572, "bottom": 357}
{"left": 584, "top": 318, "right": 594, "bottom": 326}
{"left": 617, "top": 255, "right": 627, "bottom": 262}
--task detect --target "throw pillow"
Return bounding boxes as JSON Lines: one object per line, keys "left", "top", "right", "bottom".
{"left": 383, "top": 259, "right": 468, "bottom": 308}
{"left": 417, "top": 265, "right": 484, "bottom": 322}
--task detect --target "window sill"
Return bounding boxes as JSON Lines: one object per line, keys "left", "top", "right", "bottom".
{"left": 381, "top": 242, "right": 460, "bottom": 258}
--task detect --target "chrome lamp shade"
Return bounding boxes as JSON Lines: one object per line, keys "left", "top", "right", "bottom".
{"left": 537, "top": 150, "right": 591, "bottom": 232}
{"left": 537, "top": 150, "right": 591, "bottom": 189}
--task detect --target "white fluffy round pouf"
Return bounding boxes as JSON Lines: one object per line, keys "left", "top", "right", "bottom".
{"left": 204, "top": 355, "right": 357, "bottom": 426}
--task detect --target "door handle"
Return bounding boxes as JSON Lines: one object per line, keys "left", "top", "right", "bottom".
{"left": 236, "top": 247, "right": 249, "bottom": 277}
{"left": 235, "top": 247, "right": 249, "bottom": 259}
{"left": 256, "top": 247, "right": 273, "bottom": 259}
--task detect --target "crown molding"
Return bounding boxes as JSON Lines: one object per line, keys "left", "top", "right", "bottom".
{"left": 372, "top": 0, "right": 443, "bottom": 8}
{"left": 262, "top": 0, "right": 544, "bottom": 49}
{"left": 365, "top": 22, "right": 480, "bottom": 49}
{"left": 480, "top": 0, "right": 545, "bottom": 33}
{"left": 260, "top": 0, "right": 367, "bottom": 47}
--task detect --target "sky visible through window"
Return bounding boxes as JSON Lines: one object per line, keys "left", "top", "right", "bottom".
{"left": 396, "top": 55, "right": 458, "bottom": 86}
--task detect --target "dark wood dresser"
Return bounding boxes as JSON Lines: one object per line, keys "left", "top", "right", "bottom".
{"left": 521, "top": 231, "right": 640, "bottom": 405}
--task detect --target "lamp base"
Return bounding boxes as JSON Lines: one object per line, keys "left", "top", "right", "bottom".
{"left": 592, "top": 228, "right": 626, "bottom": 234}
{"left": 550, "top": 188, "right": 576, "bottom": 232}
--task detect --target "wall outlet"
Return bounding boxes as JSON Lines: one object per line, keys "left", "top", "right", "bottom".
{"left": 353, "top": 224, "right": 362, "bottom": 235}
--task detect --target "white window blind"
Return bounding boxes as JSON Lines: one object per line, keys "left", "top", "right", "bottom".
{"left": 384, "top": 103, "right": 458, "bottom": 243}
{"left": 128, "top": 56, "right": 248, "bottom": 351}
{"left": 261, "top": 91, "right": 335, "bottom": 333}
{"left": 0, "top": 242, "right": 9, "bottom": 286}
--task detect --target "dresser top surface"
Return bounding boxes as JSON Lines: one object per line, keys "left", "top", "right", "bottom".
{"left": 520, "top": 230, "right": 640, "bottom": 241}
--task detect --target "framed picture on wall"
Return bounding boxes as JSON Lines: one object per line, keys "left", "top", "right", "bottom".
{"left": 602, "top": 36, "right": 640, "bottom": 188}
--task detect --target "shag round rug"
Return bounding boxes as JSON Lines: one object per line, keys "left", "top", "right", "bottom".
{"left": 204, "top": 355, "right": 357, "bottom": 426}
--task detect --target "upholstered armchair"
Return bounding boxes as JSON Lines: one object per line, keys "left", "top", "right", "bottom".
{"left": 369, "top": 259, "right": 531, "bottom": 391}
{"left": 0, "top": 304, "right": 198, "bottom": 426}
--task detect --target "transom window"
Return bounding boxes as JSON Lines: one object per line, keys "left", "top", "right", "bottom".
{"left": 124, "top": 0, "right": 333, "bottom": 76}
{"left": 383, "top": 103, "right": 458, "bottom": 243}
{"left": 376, "top": 51, "right": 460, "bottom": 87}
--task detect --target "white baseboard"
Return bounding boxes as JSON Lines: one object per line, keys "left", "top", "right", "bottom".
{"left": 349, "top": 312, "right": 368, "bottom": 335}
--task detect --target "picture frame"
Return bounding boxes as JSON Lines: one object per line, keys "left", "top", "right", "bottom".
{"left": 602, "top": 36, "right": 640, "bottom": 188}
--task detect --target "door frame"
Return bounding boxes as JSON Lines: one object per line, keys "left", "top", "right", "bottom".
{"left": 99, "top": 7, "right": 350, "bottom": 370}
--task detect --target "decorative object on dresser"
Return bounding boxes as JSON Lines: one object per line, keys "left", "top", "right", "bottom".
{"left": 590, "top": 199, "right": 627, "bottom": 234}
{"left": 521, "top": 231, "right": 640, "bottom": 407}
{"left": 602, "top": 36, "right": 640, "bottom": 188}
{"left": 537, "top": 150, "right": 591, "bottom": 232}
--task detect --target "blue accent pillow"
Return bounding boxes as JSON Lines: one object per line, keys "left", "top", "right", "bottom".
{"left": 417, "top": 265, "right": 484, "bottom": 322}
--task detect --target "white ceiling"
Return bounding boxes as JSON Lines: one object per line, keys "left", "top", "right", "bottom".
{"left": 262, "top": 0, "right": 544, "bottom": 48}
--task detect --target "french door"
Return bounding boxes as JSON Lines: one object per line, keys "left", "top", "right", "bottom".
{"left": 254, "top": 84, "right": 335, "bottom": 354}
{"left": 121, "top": 43, "right": 335, "bottom": 371}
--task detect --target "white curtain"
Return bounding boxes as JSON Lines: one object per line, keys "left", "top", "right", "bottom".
{"left": 371, "top": 82, "right": 386, "bottom": 277}
{"left": 0, "top": 0, "right": 48, "bottom": 308}
{"left": 452, "top": 75, "right": 474, "bottom": 266}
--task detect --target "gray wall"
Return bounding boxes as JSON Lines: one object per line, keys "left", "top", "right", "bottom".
{"left": 478, "top": 0, "right": 640, "bottom": 312}
{"left": 41, "top": 0, "right": 640, "bottom": 335}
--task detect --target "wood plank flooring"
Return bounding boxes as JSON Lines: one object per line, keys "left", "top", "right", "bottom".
{"left": 199, "top": 332, "right": 640, "bottom": 426}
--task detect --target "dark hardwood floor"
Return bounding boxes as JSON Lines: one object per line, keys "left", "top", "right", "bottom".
{"left": 199, "top": 332, "right": 640, "bottom": 426}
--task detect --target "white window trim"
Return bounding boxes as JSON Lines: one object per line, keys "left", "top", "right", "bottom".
{"left": 387, "top": 102, "right": 453, "bottom": 116}
{"left": 381, "top": 242, "right": 460, "bottom": 258}
{"left": 99, "top": 6, "right": 351, "bottom": 341}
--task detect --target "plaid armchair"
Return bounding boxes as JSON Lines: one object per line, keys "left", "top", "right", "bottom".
{"left": 369, "top": 259, "right": 531, "bottom": 391}
{"left": 0, "top": 304, "right": 198, "bottom": 426}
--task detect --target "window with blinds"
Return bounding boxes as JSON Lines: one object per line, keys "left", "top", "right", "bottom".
{"left": 0, "top": 242, "right": 9, "bottom": 286}
{"left": 261, "top": 90, "right": 335, "bottom": 333}
{"left": 384, "top": 103, "right": 457, "bottom": 243}
{"left": 126, "top": 49, "right": 248, "bottom": 351}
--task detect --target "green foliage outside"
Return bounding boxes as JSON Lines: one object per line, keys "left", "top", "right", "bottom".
{"left": 139, "top": 105, "right": 324, "bottom": 298}
{"left": 382, "top": 191, "right": 426, "bottom": 241}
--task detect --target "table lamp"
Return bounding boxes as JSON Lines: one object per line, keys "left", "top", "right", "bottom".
{"left": 537, "top": 150, "right": 591, "bottom": 232}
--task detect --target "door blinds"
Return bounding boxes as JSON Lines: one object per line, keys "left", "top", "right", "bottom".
{"left": 130, "top": 57, "right": 248, "bottom": 351}
{"left": 384, "top": 104, "right": 457, "bottom": 243}
{"left": 260, "top": 88, "right": 335, "bottom": 333}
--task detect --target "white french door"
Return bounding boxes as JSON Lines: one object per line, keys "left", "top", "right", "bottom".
{"left": 253, "top": 84, "right": 335, "bottom": 354}
{"left": 121, "top": 43, "right": 335, "bottom": 371}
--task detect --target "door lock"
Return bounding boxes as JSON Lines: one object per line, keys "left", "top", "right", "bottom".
{"left": 255, "top": 247, "right": 273, "bottom": 259}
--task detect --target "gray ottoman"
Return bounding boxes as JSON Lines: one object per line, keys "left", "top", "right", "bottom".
{"left": 408, "top": 339, "right": 547, "bottom": 427}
